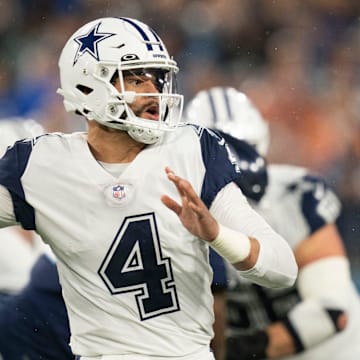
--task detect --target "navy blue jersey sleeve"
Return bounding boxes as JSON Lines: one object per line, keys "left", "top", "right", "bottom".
{"left": 0, "top": 139, "right": 36, "bottom": 230}
{"left": 193, "top": 126, "right": 240, "bottom": 208}
{"left": 210, "top": 248, "right": 228, "bottom": 292}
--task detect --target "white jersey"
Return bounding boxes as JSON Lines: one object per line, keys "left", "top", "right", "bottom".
{"left": 254, "top": 165, "right": 341, "bottom": 249}
{"left": 0, "top": 126, "right": 296, "bottom": 358}
{"left": 0, "top": 226, "right": 42, "bottom": 294}
{"left": 227, "top": 164, "right": 360, "bottom": 359}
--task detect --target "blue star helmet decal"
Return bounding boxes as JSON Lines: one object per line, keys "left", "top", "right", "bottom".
{"left": 73, "top": 22, "right": 115, "bottom": 65}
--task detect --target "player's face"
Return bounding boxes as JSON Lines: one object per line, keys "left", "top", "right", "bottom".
{"left": 118, "top": 69, "right": 167, "bottom": 121}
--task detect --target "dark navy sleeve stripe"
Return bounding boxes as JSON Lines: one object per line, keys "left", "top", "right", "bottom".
{"left": 196, "top": 126, "right": 239, "bottom": 208}
{"left": 0, "top": 139, "right": 36, "bottom": 230}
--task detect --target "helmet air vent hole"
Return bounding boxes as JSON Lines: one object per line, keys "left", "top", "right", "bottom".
{"left": 76, "top": 85, "right": 93, "bottom": 95}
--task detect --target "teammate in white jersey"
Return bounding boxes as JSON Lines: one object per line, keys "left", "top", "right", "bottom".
{"left": 0, "top": 118, "right": 74, "bottom": 360}
{"left": 0, "top": 18, "right": 297, "bottom": 360}
{"left": 0, "top": 118, "right": 44, "bottom": 304}
{"left": 185, "top": 86, "right": 360, "bottom": 360}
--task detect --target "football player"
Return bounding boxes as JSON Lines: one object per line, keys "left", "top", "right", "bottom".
{"left": 185, "top": 87, "right": 360, "bottom": 359}
{"left": 0, "top": 118, "right": 74, "bottom": 359}
{"left": 0, "top": 18, "right": 297, "bottom": 360}
{"left": 0, "top": 123, "right": 268, "bottom": 360}
{"left": 0, "top": 118, "right": 44, "bottom": 305}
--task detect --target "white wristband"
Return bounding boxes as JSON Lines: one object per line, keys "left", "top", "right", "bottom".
{"left": 209, "top": 224, "right": 251, "bottom": 264}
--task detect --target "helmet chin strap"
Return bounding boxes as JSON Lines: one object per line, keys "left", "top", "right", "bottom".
{"left": 123, "top": 97, "right": 182, "bottom": 145}
{"left": 127, "top": 124, "right": 163, "bottom": 144}
{"left": 121, "top": 107, "right": 165, "bottom": 145}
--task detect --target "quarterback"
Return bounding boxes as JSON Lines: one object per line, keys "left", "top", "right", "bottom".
{"left": 0, "top": 18, "right": 297, "bottom": 360}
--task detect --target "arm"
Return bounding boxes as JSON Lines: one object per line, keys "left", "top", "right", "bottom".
{"left": 264, "top": 174, "right": 349, "bottom": 358}
{"left": 227, "top": 174, "right": 350, "bottom": 360}
{"left": 265, "top": 224, "right": 349, "bottom": 358}
{"left": 225, "top": 229, "right": 351, "bottom": 360}
{"left": 161, "top": 167, "right": 297, "bottom": 288}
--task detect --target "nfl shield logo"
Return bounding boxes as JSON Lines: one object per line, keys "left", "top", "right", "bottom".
{"left": 112, "top": 185, "right": 125, "bottom": 199}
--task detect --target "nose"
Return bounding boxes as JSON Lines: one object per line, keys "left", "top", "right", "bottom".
{"left": 144, "top": 79, "right": 159, "bottom": 93}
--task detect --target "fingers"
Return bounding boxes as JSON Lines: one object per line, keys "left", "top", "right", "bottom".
{"left": 165, "top": 167, "right": 186, "bottom": 197}
{"left": 163, "top": 167, "right": 208, "bottom": 221}
{"left": 161, "top": 195, "right": 181, "bottom": 215}
{"left": 165, "top": 167, "right": 201, "bottom": 206}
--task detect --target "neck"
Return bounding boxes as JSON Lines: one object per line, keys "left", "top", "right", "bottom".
{"left": 87, "top": 121, "right": 146, "bottom": 163}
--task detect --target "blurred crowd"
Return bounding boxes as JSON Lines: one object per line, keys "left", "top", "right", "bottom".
{"left": 0, "top": 0, "right": 359, "bottom": 277}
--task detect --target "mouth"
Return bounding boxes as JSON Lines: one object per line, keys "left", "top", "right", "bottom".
{"left": 142, "top": 104, "right": 159, "bottom": 121}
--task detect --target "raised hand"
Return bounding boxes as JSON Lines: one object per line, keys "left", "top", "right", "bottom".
{"left": 161, "top": 166, "right": 219, "bottom": 242}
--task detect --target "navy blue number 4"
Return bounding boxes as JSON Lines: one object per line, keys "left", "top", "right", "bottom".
{"left": 98, "top": 213, "right": 180, "bottom": 320}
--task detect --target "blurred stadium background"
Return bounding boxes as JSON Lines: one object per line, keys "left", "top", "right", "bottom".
{"left": 0, "top": 0, "right": 359, "bottom": 284}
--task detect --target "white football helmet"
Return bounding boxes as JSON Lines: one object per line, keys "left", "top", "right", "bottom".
{"left": 0, "top": 117, "right": 44, "bottom": 157}
{"left": 58, "top": 17, "right": 184, "bottom": 144}
{"left": 185, "top": 87, "right": 270, "bottom": 155}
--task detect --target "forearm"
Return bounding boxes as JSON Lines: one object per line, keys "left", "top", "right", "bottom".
{"left": 226, "top": 304, "right": 347, "bottom": 360}
{"left": 265, "top": 322, "right": 298, "bottom": 358}
{"left": 210, "top": 183, "right": 297, "bottom": 288}
{"left": 265, "top": 256, "right": 351, "bottom": 358}
{"left": 235, "top": 232, "right": 297, "bottom": 288}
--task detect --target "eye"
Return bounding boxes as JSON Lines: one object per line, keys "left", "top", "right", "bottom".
{"left": 125, "top": 74, "right": 154, "bottom": 87}
{"left": 125, "top": 77, "right": 145, "bottom": 86}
